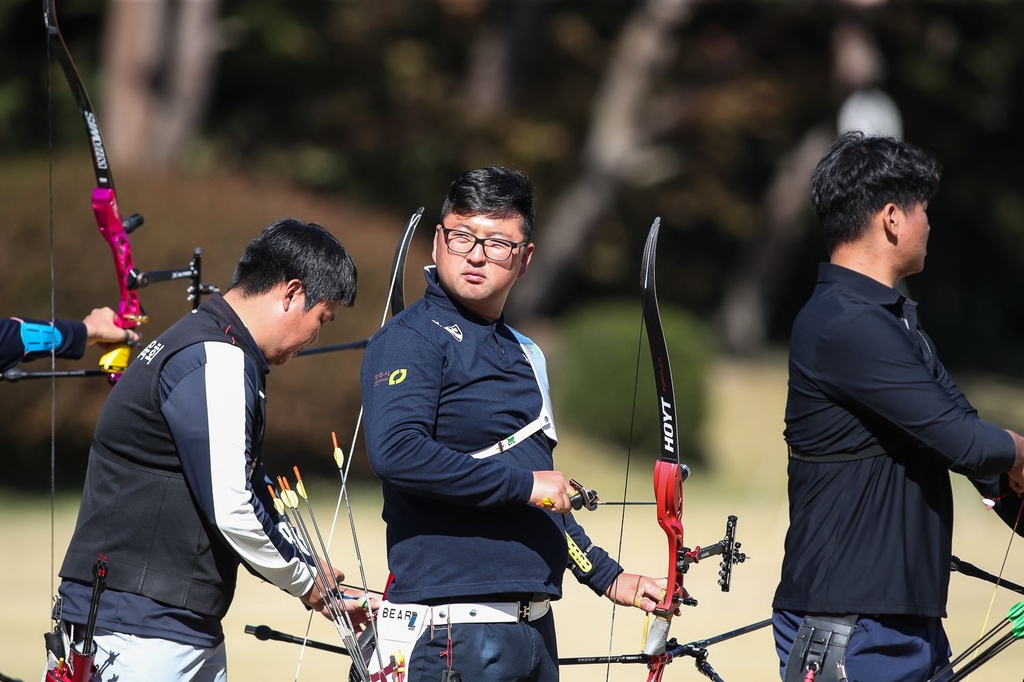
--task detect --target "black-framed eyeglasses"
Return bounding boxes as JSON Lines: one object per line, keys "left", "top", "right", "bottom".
{"left": 440, "top": 227, "right": 528, "bottom": 262}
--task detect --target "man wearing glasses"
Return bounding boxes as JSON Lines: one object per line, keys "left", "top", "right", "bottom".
{"left": 360, "top": 166, "right": 663, "bottom": 681}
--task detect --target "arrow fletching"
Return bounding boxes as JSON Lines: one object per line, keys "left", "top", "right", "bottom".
{"left": 293, "top": 466, "right": 308, "bottom": 499}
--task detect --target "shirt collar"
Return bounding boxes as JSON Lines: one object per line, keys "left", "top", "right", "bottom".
{"left": 817, "top": 262, "right": 905, "bottom": 308}
{"left": 202, "top": 292, "right": 270, "bottom": 375}
{"left": 422, "top": 265, "right": 505, "bottom": 329}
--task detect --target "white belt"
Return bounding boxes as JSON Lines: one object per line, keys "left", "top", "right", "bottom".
{"left": 429, "top": 599, "right": 551, "bottom": 625}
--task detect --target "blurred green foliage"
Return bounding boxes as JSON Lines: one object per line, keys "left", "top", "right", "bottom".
{"left": 552, "top": 300, "right": 710, "bottom": 466}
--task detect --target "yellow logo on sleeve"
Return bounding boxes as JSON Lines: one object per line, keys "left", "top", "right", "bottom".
{"left": 388, "top": 369, "right": 407, "bottom": 385}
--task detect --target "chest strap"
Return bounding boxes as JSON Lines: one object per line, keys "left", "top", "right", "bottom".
{"left": 471, "top": 415, "right": 552, "bottom": 459}
{"left": 470, "top": 329, "right": 556, "bottom": 460}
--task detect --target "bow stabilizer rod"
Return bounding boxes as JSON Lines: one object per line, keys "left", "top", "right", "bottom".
{"left": 951, "top": 554, "right": 1024, "bottom": 596}
{"left": 558, "top": 617, "right": 772, "bottom": 672}
{"left": 245, "top": 624, "right": 353, "bottom": 657}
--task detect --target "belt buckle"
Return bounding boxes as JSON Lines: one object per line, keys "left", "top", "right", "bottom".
{"left": 518, "top": 602, "right": 530, "bottom": 622}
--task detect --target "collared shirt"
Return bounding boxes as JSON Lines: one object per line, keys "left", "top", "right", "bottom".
{"left": 774, "top": 263, "right": 1015, "bottom": 617}
{"left": 361, "top": 267, "right": 621, "bottom": 605}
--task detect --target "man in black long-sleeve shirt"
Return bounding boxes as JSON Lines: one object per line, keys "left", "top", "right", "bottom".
{"left": 773, "top": 131, "right": 1024, "bottom": 682}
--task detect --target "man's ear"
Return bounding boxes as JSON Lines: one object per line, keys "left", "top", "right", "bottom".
{"left": 431, "top": 225, "right": 442, "bottom": 265}
{"left": 516, "top": 243, "right": 534, "bottom": 280}
{"left": 281, "top": 279, "right": 305, "bottom": 312}
{"left": 881, "top": 203, "right": 901, "bottom": 243}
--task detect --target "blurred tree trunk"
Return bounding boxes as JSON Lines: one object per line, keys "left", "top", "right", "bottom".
{"left": 463, "top": 0, "right": 549, "bottom": 120}
{"left": 507, "top": 0, "right": 697, "bottom": 320}
{"left": 716, "top": 11, "right": 893, "bottom": 354}
{"left": 716, "top": 127, "right": 832, "bottom": 354}
{"left": 101, "top": 0, "right": 220, "bottom": 170}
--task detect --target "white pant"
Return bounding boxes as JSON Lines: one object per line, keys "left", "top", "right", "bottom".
{"left": 50, "top": 628, "right": 227, "bottom": 682}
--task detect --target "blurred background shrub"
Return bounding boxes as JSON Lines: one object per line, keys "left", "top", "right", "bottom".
{"left": 552, "top": 300, "right": 710, "bottom": 467}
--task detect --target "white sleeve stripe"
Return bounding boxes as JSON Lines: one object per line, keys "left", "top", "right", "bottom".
{"left": 204, "top": 342, "right": 313, "bottom": 596}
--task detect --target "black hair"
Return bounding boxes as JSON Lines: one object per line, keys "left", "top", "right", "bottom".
{"left": 811, "top": 130, "right": 941, "bottom": 254}
{"left": 228, "top": 218, "right": 357, "bottom": 309}
{"left": 440, "top": 166, "right": 536, "bottom": 242}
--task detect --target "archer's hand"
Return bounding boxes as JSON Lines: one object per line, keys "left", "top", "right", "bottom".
{"left": 299, "top": 563, "right": 346, "bottom": 620}
{"left": 337, "top": 588, "right": 380, "bottom": 630}
{"left": 604, "top": 572, "right": 667, "bottom": 614}
{"left": 83, "top": 307, "right": 140, "bottom": 348}
{"left": 530, "top": 470, "right": 573, "bottom": 514}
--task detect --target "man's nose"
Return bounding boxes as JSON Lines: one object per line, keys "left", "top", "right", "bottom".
{"left": 466, "top": 241, "right": 487, "bottom": 262}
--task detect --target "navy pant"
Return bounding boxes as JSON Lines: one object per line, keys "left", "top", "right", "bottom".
{"left": 773, "top": 610, "right": 953, "bottom": 682}
{"left": 408, "top": 611, "right": 558, "bottom": 681}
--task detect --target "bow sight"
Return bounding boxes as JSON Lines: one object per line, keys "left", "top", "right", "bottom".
{"left": 569, "top": 478, "right": 749, "bottom": 595}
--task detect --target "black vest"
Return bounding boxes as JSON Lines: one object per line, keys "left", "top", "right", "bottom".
{"left": 59, "top": 295, "right": 267, "bottom": 618}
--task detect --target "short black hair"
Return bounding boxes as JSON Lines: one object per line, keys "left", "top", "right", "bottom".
{"left": 228, "top": 218, "right": 357, "bottom": 309}
{"left": 440, "top": 166, "right": 536, "bottom": 243}
{"left": 811, "top": 131, "right": 941, "bottom": 254}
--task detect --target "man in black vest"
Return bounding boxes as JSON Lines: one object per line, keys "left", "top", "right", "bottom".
{"left": 773, "top": 131, "right": 1024, "bottom": 681}
{"left": 54, "top": 218, "right": 365, "bottom": 681}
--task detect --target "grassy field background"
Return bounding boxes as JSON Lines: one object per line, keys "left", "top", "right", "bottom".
{"left": 3, "top": 355, "right": 1023, "bottom": 681}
